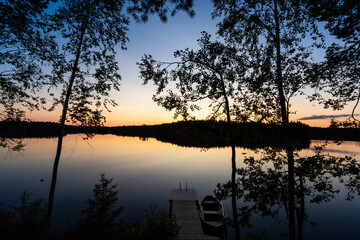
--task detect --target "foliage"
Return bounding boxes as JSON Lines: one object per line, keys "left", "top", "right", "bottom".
{"left": 0, "top": 108, "right": 28, "bottom": 151}
{"left": 139, "top": 29, "right": 255, "bottom": 240}
{"left": 210, "top": 3, "right": 325, "bottom": 238}
{"left": 70, "top": 174, "right": 179, "bottom": 240}
{"left": 44, "top": 0, "right": 129, "bottom": 128}
{"left": 139, "top": 32, "right": 250, "bottom": 121}
{"left": 307, "top": 0, "right": 360, "bottom": 122}
{"left": 127, "top": 0, "right": 195, "bottom": 23}
{"left": 330, "top": 118, "right": 360, "bottom": 129}
{"left": 11, "top": 191, "right": 46, "bottom": 225}
{"left": 0, "top": 0, "right": 57, "bottom": 152}
{"left": 0, "top": 0, "right": 196, "bottom": 134}
{"left": 212, "top": 0, "right": 324, "bottom": 124}
{"left": 0, "top": 0, "right": 196, "bottom": 125}
{"left": 41, "top": 0, "right": 196, "bottom": 128}
{"left": 0, "top": 176, "right": 179, "bottom": 240}
{"left": 41, "top": 0, "right": 196, "bottom": 224}
{"left": 139, "top": 31, "right": 282, "bottom": 123}
{"left": 0, "top": 0, "right": 57, "bottom": 116}
{"left": 52, "top": 174, "right": 178, "bottom": 240}
{"left": 306, "top": 0, "right": 359, "bottom": 43}
{"left": 309, "top": 43, "right": 360, "bottom": 119}
{"left": 214, "top": 147, "right": 360, "bottom": 227}
{"left": 46, "top": 0, "right": 135, "bottom": 224}
{"left": 119, "top": 206, "right": 179, "bottom": 240}
{"left": 245, "top": 230, "right": 275, "bottom": 240}
{"left": 76, "top": 173, "right": 123, "bottom": 239}
{"left": 0, "top": 191, "right": 48, "bottom": 240}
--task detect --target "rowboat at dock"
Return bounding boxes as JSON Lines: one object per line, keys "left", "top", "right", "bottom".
{"left": 199, "top": 195, "right": 227, "bottom": 238}
{"left": 169, "top": 186, "right": 226, "bottom": 240}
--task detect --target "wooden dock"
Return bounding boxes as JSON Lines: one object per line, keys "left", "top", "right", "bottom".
{"left": 170, "top": 188, "right": 220, "bottom": 240}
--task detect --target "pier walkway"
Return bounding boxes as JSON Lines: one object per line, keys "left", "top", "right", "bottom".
{"left": 170, "top": 188, "right": 220, "bottom": 240}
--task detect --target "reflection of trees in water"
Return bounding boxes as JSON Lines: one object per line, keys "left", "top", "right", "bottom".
{"left": 0, "top": 112, "right": 28, "bottom": 152}
{"left": 0, "top": 138, "right": 25, "bottom": 153}
{"left": 215, "top": 145, "right": 360, "bottom": 239}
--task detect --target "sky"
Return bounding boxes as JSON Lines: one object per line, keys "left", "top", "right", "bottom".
{"left": 26, "top": 0, "right": 356, "bottom": 128}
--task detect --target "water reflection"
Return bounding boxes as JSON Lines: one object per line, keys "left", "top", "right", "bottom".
{"left": 0, "top": 135, "right": 359, "bottom": 239}
{"left": 215, "top": 143, "right": 360, "bottom": 239}
{"left": 0, "top": 135, "right": 234, "bottom": 229}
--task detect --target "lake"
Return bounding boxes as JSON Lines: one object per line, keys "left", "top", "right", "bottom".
{"left": 1, "top": 134, "right": 359, "bottom": 239}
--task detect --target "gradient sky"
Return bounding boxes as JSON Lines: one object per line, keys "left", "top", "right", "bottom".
{"left": 26, "top": 0, "right": 355, "bottom": 128}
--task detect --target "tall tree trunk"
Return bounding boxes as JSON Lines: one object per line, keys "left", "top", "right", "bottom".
{"left": 273, "top": 0, "right": 296, "bottom": 239}
{"left": 297, "top": 174, "right": 305, "bottom": 240}
{"left": 273, "top": 0, "right": 288, "bottom": 126}
{"left": 46, "top": 15, "right": 89, "bottom": 226}
{"left": 286, "top": 147, "right": 296, "bottom": 240}
{"left": 220, "top": 75, "right": 240, "bottom": 240}
{"left": 230, "top": 137, "right": 239, "bottom": 240}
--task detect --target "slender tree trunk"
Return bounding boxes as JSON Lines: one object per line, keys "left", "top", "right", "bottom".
{"left": 230, "top": 138, "right": 239, "bottom": 240}
{"left": 273, "top": 0, "right": 288, "bottom": 125}
{"left": 220, "top": 75, "right": 240, "bottom": 240}
{"left": 46, "top": 15, "right": 89, "bottom": 226}
{"left": 286, "top": 147, "right": 296, "bottom": 240}
{"left": 297, "top": 174, "right": 305, "bottom": 240}
{"left": 273, "top": 0, "right": 296, "bottom": 239}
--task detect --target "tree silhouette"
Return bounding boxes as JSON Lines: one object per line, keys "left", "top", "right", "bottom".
{"left": 0, "top": 191, "right": 47, "bottom": 239}
{"left": 0, "top": 0, "right": 57, "bottom": 114}
{"left": 78, "top": 174, "right": 123, "bottom": 240}
{"left": 212, "top": 1, "right": 323, "bottom": 238}
{"left": 45, "top": 0, "right": 129, "bottom": 225}
{"left": 306, "top": 1, "right": 360, "bottom": 125}
{"left": 0, "top": 0, "right": 57, "bottom": 152}
{"left": 44, "top": 0, "right": 195, "bottom": 228}
{"left": 138, "top": 31, "right": 261, "bottom": 240}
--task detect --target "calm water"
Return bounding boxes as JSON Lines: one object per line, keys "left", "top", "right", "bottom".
{"left": 1, "top": 134, "right": 359, "bottom": 239}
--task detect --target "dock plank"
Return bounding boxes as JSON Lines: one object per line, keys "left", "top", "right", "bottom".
{"left": 170, "top": 189, "right": 220, "bottom": 240}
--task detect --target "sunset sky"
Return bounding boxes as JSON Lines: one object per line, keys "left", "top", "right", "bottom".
{"left": 26, "top": 0, "right": 355, "bottom": 128}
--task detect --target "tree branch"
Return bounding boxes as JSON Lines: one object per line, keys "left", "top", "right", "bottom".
{"left": 351, "top": 90, "right": 360, "bottom": 122}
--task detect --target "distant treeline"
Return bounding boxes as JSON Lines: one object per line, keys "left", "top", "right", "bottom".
{"left": 109, "top": 121, "right": 312, "bottom": 149}
{"left": 1, "top": 120, "right": 359, "bottom": 149}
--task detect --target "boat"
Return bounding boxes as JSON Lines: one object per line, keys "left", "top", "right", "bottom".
{"left": 199, "top": 195, "right": 227, "bottom": 238}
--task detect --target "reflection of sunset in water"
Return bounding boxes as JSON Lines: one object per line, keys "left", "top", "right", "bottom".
{"left": 1, "top": 134, "right": 359, "bottom": 239}
{"left": 308, "top": 140, "right": 360, "bottom": 157}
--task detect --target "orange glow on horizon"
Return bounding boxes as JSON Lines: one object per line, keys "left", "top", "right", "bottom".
{"left": 23, "top": 105, "right": 336, "bottom": 128}
{"left": 21, "top": 94, "right": 352, "bottom": 128}
{"left": 291, "top": 118, "right": 332, "bottom": 128}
